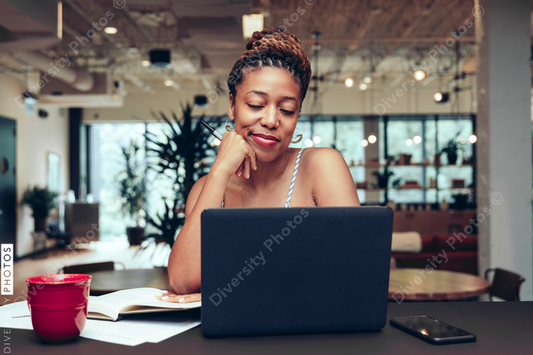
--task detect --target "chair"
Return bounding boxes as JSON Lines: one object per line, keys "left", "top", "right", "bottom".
{"left": 484, "top": 267, "right": 525, "bottom": 301}
{"left": 60, "top": 261, "right": 126, "bottom": 274}
{"left": 46, "top": 220, "right": 72, "bottom": 247}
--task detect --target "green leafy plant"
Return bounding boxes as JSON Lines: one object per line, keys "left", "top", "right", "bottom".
{"left": 144, "top": 103, "right": 221, "bottom": 246}
{"left": 21, "top": 186, "right": 58, "bottom": 219}
{"left": 116, "top": 140, "right": 147, "bottom": 227}
{"left": 372, "top": 170, "right": 394, "bottom": 189}
{"left": 440, "top": 132, "right": 465, "bottom": 165}
{"left": 440, "top": 138, "right": 465, "bottom": 155}
{"left": 144, "top": 198, "right": 185, "bottom": 246}
{"left": 392, "top": 178, "right": 402, "bottom": 188}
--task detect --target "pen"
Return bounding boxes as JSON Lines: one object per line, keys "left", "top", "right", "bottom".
{"left": 200, "top": 119, "right": 223, "bottom": 141}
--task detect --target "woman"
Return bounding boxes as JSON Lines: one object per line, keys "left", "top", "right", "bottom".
{"left": 166, "top": 28, "right": 360, "bottom": 297}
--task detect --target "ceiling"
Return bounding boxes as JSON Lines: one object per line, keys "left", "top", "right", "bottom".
{"left": 0, "top": 0, "right": 526, "bottom": 98}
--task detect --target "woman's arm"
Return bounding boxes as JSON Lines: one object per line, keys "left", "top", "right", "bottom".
{"left": 167, "top": 172, "right": 226, "bottom": 294}
{"left": 306, "top": 148, "right": 361, "bottom": 207}
{"left": 167, "top": 131, "right": 257, "bottom": 294}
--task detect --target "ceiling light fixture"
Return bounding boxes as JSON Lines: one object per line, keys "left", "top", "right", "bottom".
{"left": 363, "top": 76, "right": 372, "bottom": 84}
{"left": 361, "top": 139, "right": 369, "bottom": 147}
{"left": 194, "top": 95, "right": 209, "bottom": 108}
{"left": 164, "top": 80, "right": 174, "bottom": 87}
{"left": 359, "top": 83, "right": 368, "bottom": 91}
{"left": 413, "top": 135, "right": 422, "bottom": 144}
{"left": 242, "top": 14, "right": 264, "bottom": 39}
{"left": 312, "top": 135, "right": 321, "bottom": 144}
{"left": 414, "top": 70, "right": 426, "bottom": 81}
{"left": 469, "top": 134, "right": 477, "bottom": 144}
{"left": 141, "top": 60, "right": 150, "bottom": 67}
{"left": 406, "top": 138, "right": 413, "bottom": 147}
{"left": 150, "top": 49, "right": 171, "bottom": 68}
{"left": 104, "top": 27, "right": 117, "bottom": 34}
{"left": 368, "top": 135, "right": 377, "bottom": 144}
{"left": 434, "top": 92, "right": 450, "bottom": 104}
{"left": 345, "top": 78, "right": 354, "bottom": 87}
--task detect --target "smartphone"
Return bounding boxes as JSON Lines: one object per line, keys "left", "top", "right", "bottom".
{"left": 390, "top": 315, "right": 476, "bottom": 345}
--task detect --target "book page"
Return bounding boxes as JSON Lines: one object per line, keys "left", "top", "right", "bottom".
{"left": 88, "top": 288, "right": 200, "bottom": 321}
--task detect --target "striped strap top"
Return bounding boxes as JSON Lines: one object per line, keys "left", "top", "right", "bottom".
{"left": 284, "top": 148, "right": 304, "bottom": 208}
{"left": 222, "top": 148, "right": 305, "bottom": 208}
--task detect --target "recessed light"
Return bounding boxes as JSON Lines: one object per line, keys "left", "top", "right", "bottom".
{"left": 104, "top": 27, "right": 117, "bottom": 34}
{"left": 141, "top": 60, "right": 150, "bottom": 67}
{"left": 359, "top": 83, "right": 368, "bottom": 91}
{"left": 164, "top": 80, "right": 174, "bottom": 87}
{"left": 345, "top": 78, "right": 354, "bottom": 87}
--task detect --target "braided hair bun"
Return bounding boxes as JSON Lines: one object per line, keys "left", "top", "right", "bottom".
{"left": 227, "top": 27, "right": 311, "bottom": 106}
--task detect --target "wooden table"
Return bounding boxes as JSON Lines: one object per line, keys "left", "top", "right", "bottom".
{"left": 90, "top": 267, "right": 489, "bottom": 301}
{"left": 89, "top": 268, "right": 172, "bottom": 295}
{"left": 389, "top": 268, "right": 490, "bottom": 301}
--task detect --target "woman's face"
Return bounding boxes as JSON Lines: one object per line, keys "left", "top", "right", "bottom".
{"left": 229, "top": 66, "right": 301, "bottom": 162}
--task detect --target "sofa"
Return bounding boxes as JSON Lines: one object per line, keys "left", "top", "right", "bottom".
{"left": 391, "top": 234, "right": 478, "bottom": 275}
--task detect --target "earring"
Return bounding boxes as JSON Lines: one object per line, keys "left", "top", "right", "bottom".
{"left": 291, "top": 127, "right": 303, "bottom": 144}
{"left": 225, "top": 118, "right": 235, "bottom": 132}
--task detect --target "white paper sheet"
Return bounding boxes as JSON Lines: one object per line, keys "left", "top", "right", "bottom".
{"left": 0, "top": 300, "right": 32, "bottom": 330}
{"left": 0, "top": 301, "right": 200, "bottom": 346}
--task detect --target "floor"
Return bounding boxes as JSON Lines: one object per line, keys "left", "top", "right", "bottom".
{"left": 3, "top": 240, "right": 171, "bottom": 306}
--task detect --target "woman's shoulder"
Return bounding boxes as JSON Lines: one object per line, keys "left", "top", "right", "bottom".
{"left": 298, "top": 147, "right": 350, "bottom": 179}
{"left": 300, "top": 147, "right": 346, "bottom": 166}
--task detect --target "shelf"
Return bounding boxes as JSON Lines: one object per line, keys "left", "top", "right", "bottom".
{"left": 349, "top": 164, "right": 474, "bottom": 168}
{"left": 356, "top": 187, "right": 474, "bottom": 191}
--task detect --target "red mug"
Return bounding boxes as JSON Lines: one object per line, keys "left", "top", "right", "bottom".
{"left": 26, "top": 274, "right": 92, "bottom": 343}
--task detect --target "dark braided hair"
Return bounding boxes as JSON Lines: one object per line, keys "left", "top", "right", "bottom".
{"left": 227, "top": 28, "right": 312, "bottom": 107}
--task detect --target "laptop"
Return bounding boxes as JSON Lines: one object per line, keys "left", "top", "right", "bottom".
{"left": 201, "top": 206, "right": 393, "bottom": 337}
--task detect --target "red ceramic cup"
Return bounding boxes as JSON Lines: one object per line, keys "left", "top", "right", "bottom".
{"left": 26, "top": 274, "right": 92, "bottom": 343}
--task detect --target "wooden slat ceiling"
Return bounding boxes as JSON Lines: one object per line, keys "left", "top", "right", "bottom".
{"left": 0, "top": 0, "right": 527, "bottom": 93}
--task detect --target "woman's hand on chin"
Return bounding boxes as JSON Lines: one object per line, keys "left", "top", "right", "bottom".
{"left": 211, "top": 131, "right": 258, "bottom": 180}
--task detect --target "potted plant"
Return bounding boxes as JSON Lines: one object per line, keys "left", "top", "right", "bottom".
{"left": 372, "top": 170, "right": 394, "bottom": 189}
{"left": 21, "top": 186, "right": 58, "bottom": 232}
{"left": 144, "top": 103, "right": 221, "bottom": 247}
{"left": 440, "top": 136, "right": 465, "bottom": 165}
{"left": 117, "top": 140, "right": 147, "bottom": 246}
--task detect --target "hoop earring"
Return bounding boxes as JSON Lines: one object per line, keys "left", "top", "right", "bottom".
{"left": 291, "top": 127, "right": 303, "bottom": 144}
{"left": 225, "top": 118, "right": 235, "bottom": 132}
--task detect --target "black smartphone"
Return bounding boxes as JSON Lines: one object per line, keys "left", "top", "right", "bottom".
{"left": 390, "top": 315, "right": 476, "bottom": 345}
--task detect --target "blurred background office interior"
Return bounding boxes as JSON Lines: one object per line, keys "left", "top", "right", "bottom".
{"left": 0, "top": 0, "right": 531, "bottom": 302}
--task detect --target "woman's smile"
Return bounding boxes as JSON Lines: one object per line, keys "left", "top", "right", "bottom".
{"left": 251, "top": 133, "right": 280, "bottom": 147}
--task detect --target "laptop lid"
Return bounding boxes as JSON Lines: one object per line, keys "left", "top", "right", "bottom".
{"left": 201, "top": 206, "right": 393, "bottom": 337}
